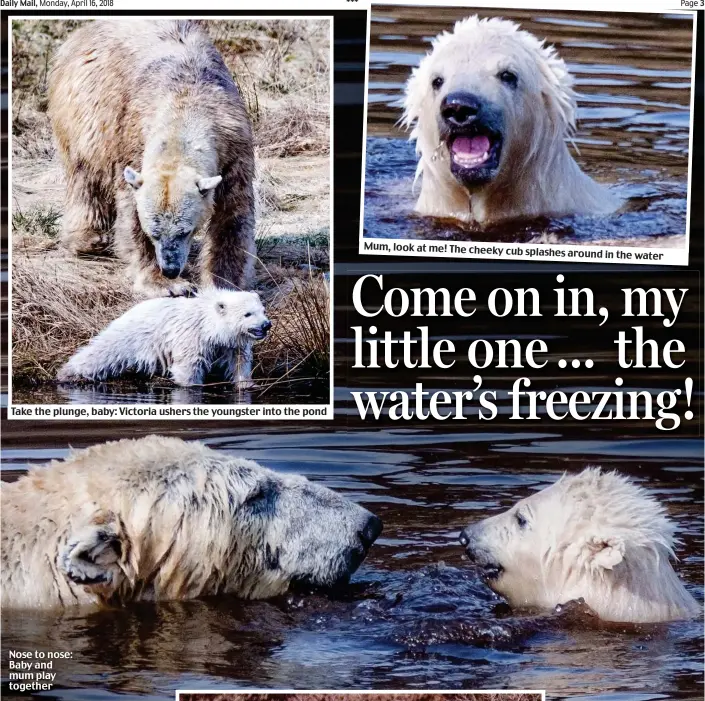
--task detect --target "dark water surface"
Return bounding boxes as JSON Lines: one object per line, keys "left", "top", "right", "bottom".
{"left": 2, "top": 427, "right": 702, "bottom": 700}
{"left": 363, "top": 7, "right": 694, "bottom": 246}
{"left": 11, "top": 378, "right": 328, "bottom": 407}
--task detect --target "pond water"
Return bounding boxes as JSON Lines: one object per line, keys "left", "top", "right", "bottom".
{"left": 2, "top": 426, "right": 702, "bottom": 700}
{"left": 363, "top": 7, "right": 694, "bottom": 246}
{"left": 11, "top": 378, "right": 328, "bottom": 407}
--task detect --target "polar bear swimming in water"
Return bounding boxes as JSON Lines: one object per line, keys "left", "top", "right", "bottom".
{"left": 1, "top": 436, "right": 383, "bottom": 609}
{"left": 459, "top": 467, "right": 700, "bottom": 623}
{"left": 402, "top": 16, "right": 621, "bottom": 225}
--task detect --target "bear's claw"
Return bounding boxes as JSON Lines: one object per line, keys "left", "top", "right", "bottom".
{"left": 59, "top": 512, "right": 124, "bottom": 589}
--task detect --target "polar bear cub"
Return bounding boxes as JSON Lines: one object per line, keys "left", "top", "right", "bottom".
{"left": 57, "top": 288, "right": 270, "bottom": 387}
{"left": 460, "top": 467, "right": 700, "bottom": 623}
{"left": 403, "top": 16, "right": 621, "bottom": 224}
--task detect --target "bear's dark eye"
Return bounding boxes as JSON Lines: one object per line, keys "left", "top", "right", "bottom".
{"left": 244, "top": 312, "right": 253, "bottom": 318}
{"left": 498, "top": 70, "right": 518, "bottom": 88}
{"left": 216, "top": 302, "right": 226, "bottom": 313}
{"left": 431, "top": 75, "right": 444, "bottom": 91}
{"left": 515, "top": 511, "right": 527, "bottom": 529}
{"left": 244, "top": 482, "right": 279, "bottom": 516}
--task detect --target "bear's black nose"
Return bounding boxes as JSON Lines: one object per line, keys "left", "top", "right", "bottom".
{"left": 441, "top": 92, "right": 481, "bottom": 127}
{"left": 359, "top": 514, "right": 383, "bottom": 549}
{"left": 459, "top": 529, "right": 470, "bottom": 547}
{"left": 262, "top": 320, "right": 272, "bottom": 331}
{"left": 161, "top": 266, "right": 181, "bottom": 280}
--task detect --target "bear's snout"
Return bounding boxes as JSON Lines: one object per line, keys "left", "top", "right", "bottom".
{"left": 249, "top": 318, "right": 271, "bottom": 340}
{"left": 438, "top": 91, "right": 504, "bottom": 186}
{"left": 156, "top": 250, "right": 187, "bottom": 279}
{"left": 161, "top": 265, "right": 182, "bottom": 280}
{"left": 459, "top": 525, "right": 480, "bottom": 557}
{"left": 153, "top": 236, "right": 191, "bottom": 281}
{"left": 441, "top": 91, "right": 481, "bottom": 128}
{"left": 342, "top": 513, "right": 383, "bottom": 577}
{"left": 459, "top": 525, "right": 504, "bottom": 581}
{"left": 359, "top": 513, "right": 383, "bottom": 550}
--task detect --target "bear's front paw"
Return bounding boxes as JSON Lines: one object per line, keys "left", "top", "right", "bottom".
{"left": 166, "top": 279, "right": 198, "bottom": 298}
{"left": 59, "top": 512, "right": 125, "bottom": 589}
{"left": 64, "top": 230, "right": 111, "bottom": 256}
{"left": 133, "top": 276, "right": 197, "bottom": 299}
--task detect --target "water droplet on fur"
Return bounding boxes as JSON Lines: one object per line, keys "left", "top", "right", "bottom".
{"left": 430, "top": 142, "right": 445, "bottom": 163}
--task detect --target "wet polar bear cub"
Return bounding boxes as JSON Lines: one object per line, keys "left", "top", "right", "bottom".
{"left": 57, "top": 289, "right": 270, "bottom": 387}
{"left": 460, "top": 468, "right": 700, "bottom": 623}
{"left": 403, "top": 16, "right": 621, "bottom": 224}
{"left": 1, "top": 436, "right": 383, "bottom": 608}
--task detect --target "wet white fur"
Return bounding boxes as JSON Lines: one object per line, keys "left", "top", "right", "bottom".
{"left": 402, "top": 16, "right": 621, "bottom": 224}
{"left": 57, "top": 288, "right": 268, "bottom": 387}
{"left": 1, "top": 436, "right": 378, "bottom": 608}
{"left": 464, "top": 467, "right": 700, "bottom": 623}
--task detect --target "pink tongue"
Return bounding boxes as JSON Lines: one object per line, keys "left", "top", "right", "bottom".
{"left": 452, "top": 135, "right": 490, "bottom": 155}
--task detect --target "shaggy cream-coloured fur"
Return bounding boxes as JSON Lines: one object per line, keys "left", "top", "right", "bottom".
{"left": 402, "top": 16, "right": 621, "bottom": 225}
{"left": 57, "top": 288, "right": 270, "bottom": 387}
{"left": 460, "top": 468, "right": 700, "bottom": 623}
{"left": 49, "top": 20, "right": 255, "bottom": 297}
{"left": 1, "top": 436, "right": 382, "bottom": 609}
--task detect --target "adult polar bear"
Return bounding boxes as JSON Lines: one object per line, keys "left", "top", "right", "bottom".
{"left": 402, "top": 16, "right": 621, "bottom": 225}
{"left": 1, "top": 436, "right": 382, "bottom": 609}
{"left": 460, "top": 468, "right": 700, "bottom": 623}
{"left": 49, "top": 21, "right": 255, "bottom": 297}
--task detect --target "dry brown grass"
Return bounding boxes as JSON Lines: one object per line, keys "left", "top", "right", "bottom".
{"left": 12, "top": 18, "right": 329, "bottom": 160}
{"left": 11, "top": 20, "right": 82, "bottom": 159}
{"left": 11, "top": 245, "right": 329, "bottom": 387}
{"left": 256, "top": 273, "right": 330, "bottom": 382}
{"left": 209, "top": 19, "right": 330, "bottom": 159}
{"left": 12, "top": 253, "right": 133, "bottom": 384}
{"left": 11, "top": 18, "right": 330, "bottom": 392}
{"left": 11, "top": 223, "right": 330, "bottom": 387}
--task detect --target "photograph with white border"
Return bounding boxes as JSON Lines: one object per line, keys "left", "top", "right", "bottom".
{"left": 177, "top": 692, "right": 546, "bottom": 701}
{"left": 359, "top": 1, "right": 696, "bottom": 266}
{"left": 9, "top": 15, "right": 333, "bottom": 419}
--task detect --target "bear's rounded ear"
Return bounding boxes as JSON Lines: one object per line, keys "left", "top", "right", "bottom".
{"left": 537, "top": 44, "right": 577, "bottom": 135}
{"left": 124, "top": 166, "right": 144, "bottom": 190}
{"left": 197, "top": 175, "right": 223, "bottom": 195}
{"left": 587, "top": 535, "right": 625, "bottom": 571}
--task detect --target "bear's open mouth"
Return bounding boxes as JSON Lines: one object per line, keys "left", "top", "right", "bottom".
{"left": 288, "top": 543, "right": 369, "bottom": 595}
{"left": 447, "top": 128, "right": 502, "bottom": 185}
{"left": 248, "top": 325, "right": 269, "bottom": 341}
{"left": 464, "top": 544, "right": 504, "bottom": 581}
{"left": 480, "top": 562, "right": 504, "bottom": 581}
{"left": 289, "top": 568, "right": 353, "bottom": 595}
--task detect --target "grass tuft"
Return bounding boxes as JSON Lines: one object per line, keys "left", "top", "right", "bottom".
{"left": 12, "top": 206, "right": 62, "bottom": 240}
{"left": 256, "top": 273, "right": 330, "bottom": 382}
{"left": 12, "top": 255, "right": 134, "bottom": 385}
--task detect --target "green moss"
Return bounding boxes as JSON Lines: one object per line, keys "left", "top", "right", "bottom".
{"left": 12, "top": 206, "right": 62, "bottom": 239}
